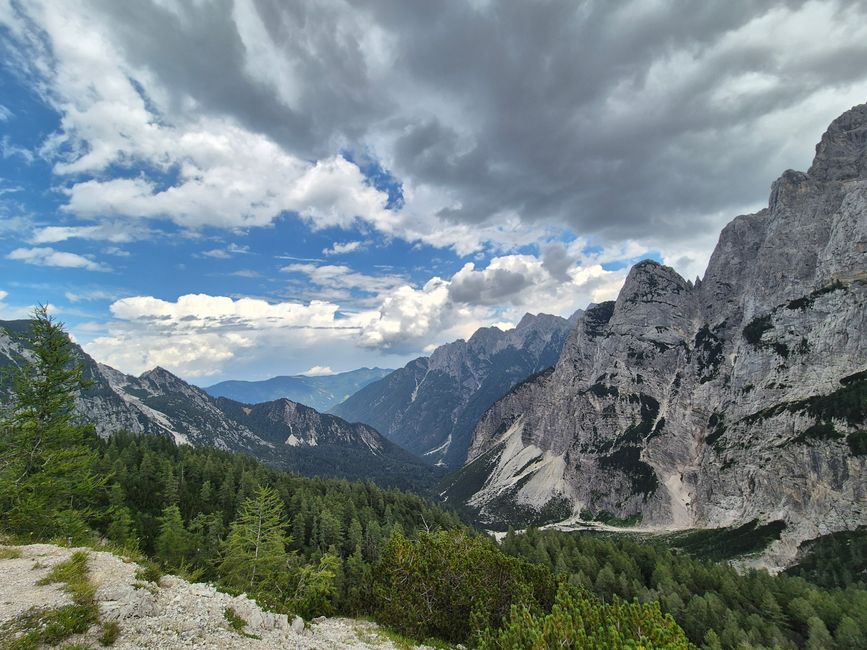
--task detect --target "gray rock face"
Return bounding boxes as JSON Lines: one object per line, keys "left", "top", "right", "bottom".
{"left": 332, "top": 312, "right": 579, "bottom": 467}
{"left": 447, "top": 104, "right": 867, "bottom": 561}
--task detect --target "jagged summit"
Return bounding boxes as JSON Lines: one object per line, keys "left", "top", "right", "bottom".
{"left": 332, "top": 312, "right": 576, "bottom": 467}
{"left": 445, "top": 105, "right": 867, "bottom": 566}
{"left": 808, "top": 101, "right": 867, "bottom": 182}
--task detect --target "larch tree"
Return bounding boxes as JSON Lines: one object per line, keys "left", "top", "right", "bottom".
{"left": 218, "top": 484, "right": 294, "bottom": 607}
{"left": 0, "top": 306, "right": 104, "bottom": 539}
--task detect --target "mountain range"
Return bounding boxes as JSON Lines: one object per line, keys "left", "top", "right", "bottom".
{"left": 442, "top": 103, "right": 867, "bottom": 566}
{"left": 2, "top": 104, "right": 864, "bottom": 570}
{"left": 202, "top": 368, "right": 393, "bottom": 412}
{"left": 331, "top": 312, "right": 579, "bottom": 467}
{"left": 0, "top": 320, "right": 440, "bottom": 492}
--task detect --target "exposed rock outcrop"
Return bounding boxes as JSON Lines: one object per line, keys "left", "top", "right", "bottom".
{"left": 446, "top": 103, "right": 867, "bottom": 564}
{"left": 0, "top": 544, "right": 430, "bottom": 649}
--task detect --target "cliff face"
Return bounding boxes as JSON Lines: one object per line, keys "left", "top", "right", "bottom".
{"left": 332, "top": 312, "right": 579, "bottom": 467}
{"left": 446, "top": 104, "right": 867, "bottom": 559}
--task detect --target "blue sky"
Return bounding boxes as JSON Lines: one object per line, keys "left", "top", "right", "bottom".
{"left": 1, "top": 1, "right": 866, "bottom": 383}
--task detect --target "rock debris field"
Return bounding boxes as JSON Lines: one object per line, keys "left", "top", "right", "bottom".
{"left": 0, "top": 544, "right": 432, "bottom": 649}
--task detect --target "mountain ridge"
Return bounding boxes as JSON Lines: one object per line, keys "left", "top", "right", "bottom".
{"left": 444, "top": 103, "right": 867, "bottom": 566}
{"left": 331, "top": 311, "right": 580, "bottom": 467}
{"left": 202, "top": 367, "right": 393, "bottom": 412}
{"left": 0, "top": 322, "right": 441, "bottom": 492}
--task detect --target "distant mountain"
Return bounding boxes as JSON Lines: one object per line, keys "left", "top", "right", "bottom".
{"left": 331, "top": 312, "right": 580, "bottom": 468}
{"left": 202, "top": 368, "right": 393, "bottom": 412}
{"left": 442, "top": 104, "right": 867, "bottom": 566}
{"left": 0, "top": 322, "right": 441, "bottom": 492}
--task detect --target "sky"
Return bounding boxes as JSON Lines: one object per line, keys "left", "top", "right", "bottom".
{"left": 1, "top": 1, "right": 866, "bottom": 384}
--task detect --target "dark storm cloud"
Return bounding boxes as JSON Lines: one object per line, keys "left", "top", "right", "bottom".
{"left": 448, "top": 267, "right": 534, "bottom": 306}
{"left": 83, "top": 0, "right": 867, "bottom": 244}
{"left": 541, "top": 244, "right": 576, "bottom": 283}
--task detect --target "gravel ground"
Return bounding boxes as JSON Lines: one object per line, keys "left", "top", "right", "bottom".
{"left": 0, "top": 543, "right": 433, "bottom": 649}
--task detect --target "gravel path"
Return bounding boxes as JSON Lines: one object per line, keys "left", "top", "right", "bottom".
{"left": 0, "top": 543, "right": 433, "bottom": 649}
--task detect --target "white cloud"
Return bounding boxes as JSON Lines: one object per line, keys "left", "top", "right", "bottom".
{"left": 7, "top": 246, "right": 109, "bottom": 272}
{"left": 201, "top": 243, "right": 250, "bottom": 259}
{"left": 83, "top": 249, "right": 629, "bottom": 378}
{"left": 64, "top": 289, "right": 122, "bottom": 303}
{"left": 1, "top": 137, "right": 34, "bottom": 163}
{"left": 0, "top": 290, "right": 35, "bottom": 320}
{"left": 31, "top": 222, "right": 144, "bottom": 244}
{"left": 0, "top": 1, "right": 556, "bottom": 255}
{"left": 323, "top": 240, "right": 364, "bottom": 256}
{"left": 281, "top": 263, "right": 408, "bottom": 300}
{"left": 304, "top": 366, "right": 334, "bottom": 376}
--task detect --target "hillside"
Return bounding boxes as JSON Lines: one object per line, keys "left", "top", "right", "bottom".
{"left": 0, "top": 322, "right": 441, "bottom": 492}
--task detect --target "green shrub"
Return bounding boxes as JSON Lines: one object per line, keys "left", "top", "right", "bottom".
{"left": 847, "top": 431, "right": 867, "bottom": 456}
{"left": 371, "top": 530, "right": 556, "bottom": 644}
{"left": 223, "top": 607, "right": 247, "bottom": 632}
{"left": 743, "top": 315, "right": 772, "bottom": 347}
{"left": 135, "top": 561, "right": 162, "bottom": 584}
{"left": 99, "top": 620, "right": 121, "bottom": 646}
{"left": 477, "top": 584, "right": 691, "bottom": 649}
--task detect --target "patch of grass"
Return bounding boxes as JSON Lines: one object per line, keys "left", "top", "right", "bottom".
{"left": 0, "top": 547, "right": 22, "bottom": 559}
{"left": 99, "top": 621, "right": 121, "bottom": 646}
{"left": 591, "top": 511, "right": 642, "bottom": 527}
{"left": 356, "top": 623, "right": 454, "bottom": 649}
{"left": 224, "top": 607, "right": 247, "bottom": 632}
{"left": 742, "top": 314, "right": 772, "bottom": 347}
{"left": 0, "top": 551, "right": 100, "bottom": 650}
{"left": 134, "top": 560, "right": 162, "bottom": 583}
{"left": 37, "top": 552, "right": 96, "bottom": 605}
{"left": 792, "top": 421, "right": 843, "bottom": 445}
{"left": 223, "top": 607, "right": 261, "bottom": 640}
{"left": 0, "top": 604, "right": 97, "bottom": 650}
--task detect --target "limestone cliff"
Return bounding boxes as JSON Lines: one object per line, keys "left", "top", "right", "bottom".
{"left": 446, "top": 104, "right": 867, "bottom": 563}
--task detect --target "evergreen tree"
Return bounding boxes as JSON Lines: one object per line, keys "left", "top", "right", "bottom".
{"left": 155, "top": 504, "right": 193, "bottom": 569}
{"left": 0, "top": 307, "right": 103, "bottom": 539}
{"left": 218, "top": 485, "right": 294, "bottom": 606}
{"left": 292, "top": 552, "right": 340, "bottom": 619}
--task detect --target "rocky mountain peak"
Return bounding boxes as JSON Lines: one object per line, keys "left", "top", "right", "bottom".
{"left": 449, "top": 105, "right": 867, "bottom": 563}
{"left": 614, "top": 259, "right": 691, "bottom": 312}
{"left": 807, "top": 102, "right": 867, "bottom": 182}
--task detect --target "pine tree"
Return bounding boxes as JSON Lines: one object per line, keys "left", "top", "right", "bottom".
{"left": 0, "top": 306, "right": 104, "bottom": 539}
{"left": 155, "top": 504, "right": 193, "bottom": 569}
{"left": 218, "top": 485, "right": 294, "bottom": 606}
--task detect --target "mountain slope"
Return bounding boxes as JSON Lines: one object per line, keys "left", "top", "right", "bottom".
{"left": 331, "top": 312, "right": 579, "bottom": 467}
{"left": 444, "top": 103, "right": 867, "bottom": 563}
{"left": 0, "top": 325, "right": 441, "bottom": 491}
{"left": 202, "top": 367, "right": 393, "bottom": 412}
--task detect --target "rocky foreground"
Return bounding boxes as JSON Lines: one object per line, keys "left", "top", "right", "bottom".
{"left": 0, "top": 544, "right": 431, "bottom": 649}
